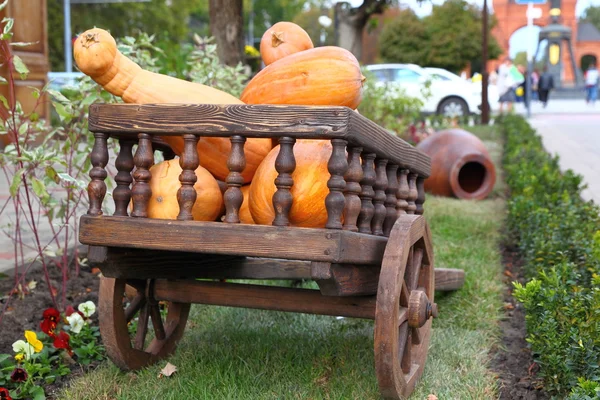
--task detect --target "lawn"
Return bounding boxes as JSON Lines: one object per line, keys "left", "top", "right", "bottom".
{"left": 60, "top": 127, "right": 506, "bottom": 399}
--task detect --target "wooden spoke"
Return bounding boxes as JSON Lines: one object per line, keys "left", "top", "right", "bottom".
{"left": 149, "top": 303, "right": 166, "bottom": 341}
{"left": 134, "top": 304, "right": 150, "bottom": 350}
{"left": 99, "top": 277, "right": 190, "bottom": 371}
{"left": 124, "top": 294, "right": 146, "bottom": 323}
{"left": 375, "top": 215, "right": 435, "bottom": 399}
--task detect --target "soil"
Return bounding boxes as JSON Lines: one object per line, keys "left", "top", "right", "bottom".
{"left": 0, "top": 246, "right": 100, "bottom": 398}
{"left": 490, "top": 245, "right": 550, "bottom": 400}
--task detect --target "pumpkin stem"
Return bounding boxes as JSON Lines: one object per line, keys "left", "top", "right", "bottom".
{"left": 271, "top": 31, "right": 285, "bottom": 48}
{"left": 81, "top": 31, "right": 100, "bottom": 49}
{"left": 361, "top": 75, "right": 367, "bottom": 86}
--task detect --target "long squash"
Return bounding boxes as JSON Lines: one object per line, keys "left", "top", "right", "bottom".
{"left": 241, "top": 46, "right": 365, "bottom": 109}
{"left": 74, "top": 28, "right": 271, "bottom": 183}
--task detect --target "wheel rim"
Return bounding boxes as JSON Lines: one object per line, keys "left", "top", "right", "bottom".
{"left": 443, "top": 101, "right": 465, "bottom": 117}
{"left": 374, "top": 215, "right": 436, "bottom": 399}
{"left": 99, "top": 277, "right": 190, "bottom": 370}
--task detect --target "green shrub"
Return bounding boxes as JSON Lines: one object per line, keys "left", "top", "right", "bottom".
{"left": 502, "top": 115, "right": 600, "bottom": 397}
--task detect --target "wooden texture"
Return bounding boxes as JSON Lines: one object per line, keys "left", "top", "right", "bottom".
{"left": 80, "top": 215, "right": 387, "bottom": 264}
{"left": 311, "top": 262, "right": 380, "bottom": 296}
{"left": 325, "top": 139, "right": 348, "bottom": 229}
{"left": 371, "top": 158, "right": 388, "bottom": 236}
{"left": 176, "top": 134, "right": 199, "bottom": 221}
{"left": 374, "top": 215, "right": 435, "bottom": 399}
{"left": 434, "top": 268, "right": 465, "bottom": 291}
{"left": 113, "top": 140, "right": 134, "bottom": 217}
{"left": 88, "top": 246, "right": 312, "bottom": 280}
{"left": 357, "top": 153, "right": 376, "bottom": 234}
{"left": 223, "top": 135, "right": 246, "bottom": 223}
{"left": 342, "top": 146, "right": 363, "bottom": 232}
{"left": 87, "top": 133, "right": 109, "bottom": 216}
{"left": 99, "top": 277, "right": 190, "bottom": 371}
{"left": 88, "top": 104, "right": 430, "bottom": 177}
{"left": 153, "top": 280, "right": 377, "bottom": 319}
{"left": 131, "top": 133, "right": 153, "bottom": 218}
{"left": 273, "top": 137, "right": 296, "bottom": 226}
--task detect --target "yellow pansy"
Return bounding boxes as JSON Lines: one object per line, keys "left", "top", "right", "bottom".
{"left": 14, "top": 353, "right": 24, "bottom": 362}
{"left": 24, "top": 330, "right": 43, "bottom": 353}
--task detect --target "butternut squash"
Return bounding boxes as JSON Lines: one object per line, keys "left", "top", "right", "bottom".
{"left": 241, "top": 46, "right": 365, "bottom": 109}
{"left": 74, "top": 28, "right": 271, "bottom": 183}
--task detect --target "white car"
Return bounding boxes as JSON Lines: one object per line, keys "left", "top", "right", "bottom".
{"left": 365, "top": 63, "right": 482, "bottom": 117}
{"left": 424, "top": 67, "right": 500, "bottom": 112}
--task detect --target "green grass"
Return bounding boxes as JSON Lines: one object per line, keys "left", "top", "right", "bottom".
{"left": 60, "top": 128, "right": 506, "bottom": 400}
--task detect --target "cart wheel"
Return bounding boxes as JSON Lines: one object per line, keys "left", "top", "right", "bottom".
{"left": 375, "top": 214, "right": 436, "bottom": 399}
{"left": 99, "top": 277, "right": 190, "bottom": 371}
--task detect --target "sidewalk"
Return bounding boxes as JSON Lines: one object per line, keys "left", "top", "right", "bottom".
{"left": 527, "top": 110, "right": 600, "bottom": 204}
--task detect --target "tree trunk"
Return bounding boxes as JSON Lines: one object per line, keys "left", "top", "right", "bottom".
{"left": 334, "top": 0, "right": 387, "bottom": 63}
{"left": 209, "top": 0, "right": 243, "bottom": 66}
{"left": 335, "top": 3, "right": 364, "bottom": 61}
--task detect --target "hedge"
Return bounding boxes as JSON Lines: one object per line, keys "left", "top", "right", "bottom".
{"left": 501, "top": 115, "right": 600, "bottom": 399}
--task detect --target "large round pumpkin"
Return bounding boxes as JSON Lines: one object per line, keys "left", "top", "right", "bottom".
{"left": 241, "top": 46, "right": 365, "bottom": 109}
{"left": 147, "top": 159, "right": 223, "bottom": 221}
{"left": 260, "top": 22, "right": 314, "bottom": 66}
{"left": 249, "top": 140, "right": 331, "bottom": 227}
{"left": 74, "top": 27, "right": 271, "bottom": 184}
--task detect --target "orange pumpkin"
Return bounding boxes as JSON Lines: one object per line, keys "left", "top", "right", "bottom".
{"left": 239, "top": 185, "right": 255, "bottom": 224}
{"left": 147, "top": 159, "right": 223, "bottom": 221}
{"left": 74, "top": 28, "right": 271, "bottom": 183}
{"left": 241, "top": 46, "right": 365, "bottom": 109}
{"left": 260, "top": 22, "right": 314, "bottom": 66}
{"left": 249, "top": 140, "right": 331, "bottom": 227}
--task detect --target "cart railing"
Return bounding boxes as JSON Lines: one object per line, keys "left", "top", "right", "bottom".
{"left": 86, "top": 103, "right": 431, "bottom": 237}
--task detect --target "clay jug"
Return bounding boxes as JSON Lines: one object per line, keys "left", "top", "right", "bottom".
{"left": 416, "top": 129, "right": 496, "bottom": 200}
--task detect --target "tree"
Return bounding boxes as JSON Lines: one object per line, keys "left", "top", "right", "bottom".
{"left": 379, "top": 9, "right": 429, "bottom": 65}
{"left": 48, "top": 0, "right": 203, "bottom": 71}
{"left": 334, "top": 0, "right": 392, "bottom": 61}
{"left": 292, "top": 7, "right": 335, "bottom": 46}
{"left": 581, "top": 6, "right": 600, "bottom": 32}
{"left": 379, "top": 0, "right": 502, "bottom": 73}
{"left": 209, "top": 0, "right": 244, "bottom": 65}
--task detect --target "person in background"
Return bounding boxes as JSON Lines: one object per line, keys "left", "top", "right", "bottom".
{"left": 584, "top": 63, "right": 599, "bottom": 105}
{"left": 497, "top": 58, "right": 517, "bottom": 113}
{"left": 531, "top": 68, "right": 540, "bottom": 101}
{"left": 537, "top": 67, "right": 554, "bottom": 108}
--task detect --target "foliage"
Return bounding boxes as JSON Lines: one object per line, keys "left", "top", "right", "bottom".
{"left": 379, "top": 0, "right": 502, "bottom": 73}
{"left": 245, "top": 0, "right": 306, "bottom": 45}
{"left": 292, "top": 6, "right": 335, "bottom": 47}
{"left": 581, "top": 6, "right": 600, "bottom": 36}
{"left": 0, "top": 302, "right": 103, "bottom": 399}
{"left": 502, "top": 115, "right": 600, "bottom": 397}
{"left": 48, "top": 0, "right": 203, "bottom": 71}
{"left": 357, "top": 70, "right": 425, "bottom": 141}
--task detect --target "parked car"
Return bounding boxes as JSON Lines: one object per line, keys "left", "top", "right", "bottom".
{"left": 365, "top": 63, "right": 481, "bottom": 117}
{"left": 424, "top": 67, "right": 500, "bottom": 112}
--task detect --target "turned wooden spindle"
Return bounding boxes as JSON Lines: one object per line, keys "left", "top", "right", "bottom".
{"left": 357, "top": 153, "right": 376, "bottom": 234}
{"left": 224, "top": 136, "right": 247, "bottom": 223}
{"left": 342, "top": 146, "right": 363, "bottom": 232}
{"left": 272, "top": 137, "right": 296, "bottom": 226}
{"left": 371, "top": 158, "right": 388, "bottom": 236}
{"left": 416, "top": 176, "right": 426, "bottom": 215}
{"left": 131, "top": 133, "right": 154, "bottom": 218}
{"left": 87, "top": 132, "right": 110, "bottom": 216}
{"left": 396, "top": 169, "right": 410, "bottom": 216}
{"left": 325, "top": 139, "right": 348, "bottom": 229}
{"left": 113, "top": 140, "right": 135, "bottom": 217}
{"left": 382, "top": 164, "right": 399, "bottom": 236}
{"left": 406, "top": 172, "right": 418, "bottom": 214}
{"left": 177, "top": 134, "right": 200, "bottom": 221}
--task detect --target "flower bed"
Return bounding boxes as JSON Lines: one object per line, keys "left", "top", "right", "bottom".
{"left": 502, "top": 115, "right": 600, "bottom": 398}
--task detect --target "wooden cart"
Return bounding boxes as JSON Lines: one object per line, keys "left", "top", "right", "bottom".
{"left": 79, "top": 103, "right": 465, "bottom": 399}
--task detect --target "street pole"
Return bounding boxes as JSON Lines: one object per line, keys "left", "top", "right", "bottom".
{"left": 63, "top": 0, "right": 73, "bottom": 72}
{"left": 526, "top": 2, "right": 533, "bottom": 118}
{"left": 481, "top": 0, "right": 489, "bottom": 125}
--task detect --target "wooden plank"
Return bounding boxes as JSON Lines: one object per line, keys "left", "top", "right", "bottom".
{"left": 79, "top": 215, "right": 388, "bottom": 265}
{"left": 434, "top": 268, "right": 465, "bottom": 291}
{"left": 311, "top": 262, "right": 381, "bottom": 297}
{"left": 88, "top": 246, "right": 312, "bottom": 280}
{"left": 87, "top": 104, "right": 430, "bottom": 177}
{"left": 153, "top": 279, "right": 376, "bottom": 319}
